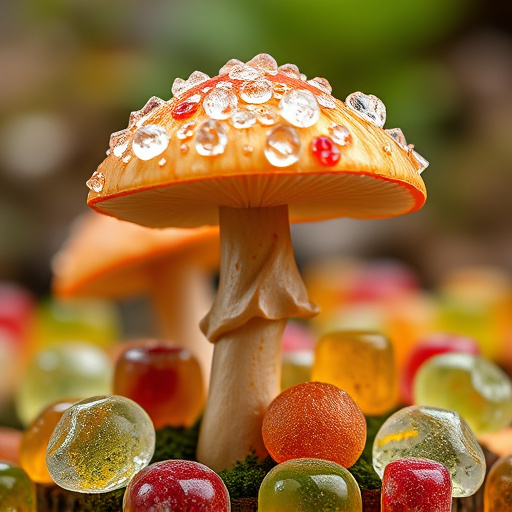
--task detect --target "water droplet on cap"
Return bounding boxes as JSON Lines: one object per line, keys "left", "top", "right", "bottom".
{"left": 279, "top": 89, "right": 320, "bottom": 128}
{"left": 246, "top": 54, "right": 278, "bottom": 75}
{"left": 219, "top": 59, "right": 244, "bottom": 76}
{"left": 203, "top": 88, "right": 238, "bottom": 120}
{"left": 86, "top": 171, "right": 105, "bottom": 193}
{"left": 278, "top": 64, "right": 301, "bottom": 80}
{"left": 216, "top": 81, "right": 233, "bottom": 90}
{"left": 346, "top": 92, "right": 386, "bottom": 127}
{"left": 386, "top": 128, "right": 408, "bottom": 148}
{"left": 180, "top": 143, "right": 189, "bottom": 154}
{"left": 195, "top": 119, "right": 228, "bottom": 156}
{"left": 132, "top": 125, "right": 170, "bottom": 160}
{"left": 176, "top": 121, "right": 196, "bottom": 140}
{"left": 109, "top": 130, "right": 130, "bottom": 158}
{"left": 329, "top": 124, "right": 352, "bottom": 146}
{"left": 264, "top": 125, "right": 301, "bottom": 167}
{"left": 122, "top": 155, "right": 132, "bottom": 163}
{"left": 171, "top": 78, "right": 188, "bottom": 98}
{"left": 255, "top": 106, "right": 279, "bottom": 126}
{"left": 317, "top": 93, "right": 336, "bottom": 109}
{"left": 412, "top": 150, "right": 429, "bottom": 173}
{"left": 240, "top": 78, "right": 273, "bottom": 104}
{"left": 129, "top": 97, "right": 166, "bottom": 127}
{"left": 230, "top": 108, "right": 256, "bottom": 129}
{"left": 273, "top": 82, "right": 292, "bottom": 100}
{"left": 307, "top": 77, "right": 332, "bottom": 94}
{"left": 243, "top": 144, "right": 254, "bottom": 155}
{"left": 158, "top": 158, "right": 166, "bottom": 167}
{"left": 300, "top": 73, "right": 307, "bottom": 81}
{"left": 228, "top": 64, "right": 262, "bottom": 81}
{"left": 172, "top": 71, "right": 210, "bottom": 97}
{"left": 383, "top": 144, "right": 392, "bottom": 155}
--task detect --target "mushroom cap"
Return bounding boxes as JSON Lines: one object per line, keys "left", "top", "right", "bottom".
{"left": 87, "top": 55, "right": 427, "bottom": 228}
{"left": 52, "top": 212, "right": 219, "bottom": 299}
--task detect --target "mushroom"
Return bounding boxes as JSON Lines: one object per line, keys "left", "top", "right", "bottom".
{"left": 86, "top": 54, "right": 428, "bottom": 471}
{"left": 52, "top": 212, "right": 218, "bottom": 387}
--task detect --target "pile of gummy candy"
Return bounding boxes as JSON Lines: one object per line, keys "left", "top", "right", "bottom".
{"left": 1, "top": 258, "right": 512, "bottom": 511}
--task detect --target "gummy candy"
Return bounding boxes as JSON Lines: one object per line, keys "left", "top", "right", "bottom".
{"left": 15, "top": 341, "right": 112, "bottom": 425}
{"left": 113, "top": 341, "right": 205, "bottom": 428}
{"left": 400, "top": 333, "right": 480, "bottom": 404}
{"left": 123, "top": 459, "right": 231, "bottom": 511}
{"left": 484, "top": 455, "right": 512, "bottom": 512}
{"left": 381, "top": 457, "right": 452, "bottom": 511}
{"left": 0, "top": 462, "right": 36, "bottom": 512}
{"left": 312, "top": 330, "right": 396, "bottom": 415}
{"left": 413, "top": 352, "right": 512, "bottom": 434}
{"left": 46, "top": 395, "right": 155, "bottom": 493}
{"left": 258, "top": 458, "right": 362, "bottom": 512}
{"left": 373, "top": 405, "right": 485, "bottom": 497}
{"left": 262, "top": 381, "right": 366, "bottom": 467}
{"left": 19, "top": 399, "right": 77, "bottom": 484}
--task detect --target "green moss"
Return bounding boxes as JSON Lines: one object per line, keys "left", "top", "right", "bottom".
{"left": 218, "top": 452, "right": 277, "bottom": 499}
{"left": 151, "top": 420, "right": 200, "bottom": 463}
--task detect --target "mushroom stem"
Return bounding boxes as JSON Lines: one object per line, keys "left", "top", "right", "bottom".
{"left": 149, "top": 258, "right": 214, "bottom": 391}
{"left": 197, "top": 205, "right": 318, "bottom": 471}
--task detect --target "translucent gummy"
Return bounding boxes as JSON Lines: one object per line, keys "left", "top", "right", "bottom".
{"left": 195, "top": 119, "right": 228, "bottom": 156}
{"left": 346, "top": 91, "right": 386, "bottom": 127}
{"left": 46, "top": 395, "right": 155, "bottom": 493}
{"left": 246, "top": 53, "right": 278, "bottom": 75}
{"left": 279, "top": 89, "right": 320, "bottom": 128}
{"left": 132, "top": 125, "right": 170, "bottom": 160}
{"left": 203, "top": 88, "right": 238, "bottom": 120}
{"left": 278, "top": 63, "right": 301, "bottom": 80}
{"left": 373, "top": 405, "right": 486, "bottom": 497}
{"left": 308, "top": 77, "right": 332, "bottom": 94}
{"left": 230, "top": 108, "right": 256, "bottom": 129}
{"left": 219, "top": 58, "right": 244, "bottom": 76}
{"left": 228, "top": 64, "right": 262, "bottom": 81}
{"left": 264, "top": 125, "right": 301, "bottom": 167}
{"left": 240, "top": 78, "right": 273, "bottom": 104}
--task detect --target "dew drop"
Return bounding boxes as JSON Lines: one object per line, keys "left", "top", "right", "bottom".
{"left": 158, "top": 158, "right": 166, "bottom": 167}
{"left": 106, "top": 149, "right": 111, "bottom": 156}
{"left": 201, "top": 87, "right": 212, "bottom": 94}
{"left": 203, "top": 88, "right": 238, "bottom": 120}
{"left": 240, "top": 78, "right": 273, "bottom": 104}
{"left": 300, "top": 73, "right": 307, "bottom": 81}
{"left": 171, "top": 78, "right": 188, "bottom": 98}
{"left": 86, "top": 171, "right": 105, "bottom": 193}
{"left": 129, "top": 96, "right": 166, "bottom": 127}
{"left": 412, "top": 150, "right": 429, "bottom": 173}
{"left": 228, "top": 64, "right": 262, "bottom": 81}
{"left": 132, "top": 125, "right": 170, "bottom": 160}
{"left": 256, "top": 106, "right": 279, "bottom": 126}
{"left": 109, "top": 130, "right": 130, "bottom": 158}
{"left": 328, "top": 125, "right": 351, "bottom": 146}
{"left": 317, "top": 93, "right": 336, "bottom": 109}
{"left": 311, "top": 136, "right": 341, "bottom": 167}
{"left": 246, "top": 54, "right": 278, "bottom": 75}
{"left": 279, "top": 89, "right": 320, "bottom": 128}
{"left": 230, "top": 108, "right": 256, "bottom": 129}
{"left": 122, "top": 155, "right": 132, "bottom": 163}
{"left": 345, "top": 92, "right": 386, "bottom": 127}
{"left": 308, "top": 77, "right": 332, "bottom": 94}
{"left": 386, "top": 128, "right": 407, "bottom": 148}
{"left": 176, "top": 121, "right": 196, "bottom": 140}
{"left": 219, "top": 59, "right": 244, "bottom": 76}
{"left": 180, "top": 143, "right": 189, "bottom": 154}
{"left": 195, "top": 120, "right": 228, "bottom": 156}
{"left": 173, "top": 101, "right": 200, "bottom": 120}
{"left": 278, "top": 63, "right": 301, "bottom": 80}
{"left": 383, "top": 144, "right": 392, "bottom": 155}
{"left": 243, "top": 144, "right": 254, "bottom": 155}
{"left": 264, "top": 125, "right": 301, "bottom": 167}
{"left": 216, "top": 81, "right": 233, "bottom": 90}
{"left": 273, "top": 82, "right": 292, "bottom": 100}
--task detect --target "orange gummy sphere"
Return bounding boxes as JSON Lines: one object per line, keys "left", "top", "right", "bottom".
{"left": 262, "top": 382, "right": 366, "bottom": 467}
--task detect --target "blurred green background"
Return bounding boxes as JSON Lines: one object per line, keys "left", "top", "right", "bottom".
{"left": 1, "top": 0, "right": 511, "bottom": 294}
